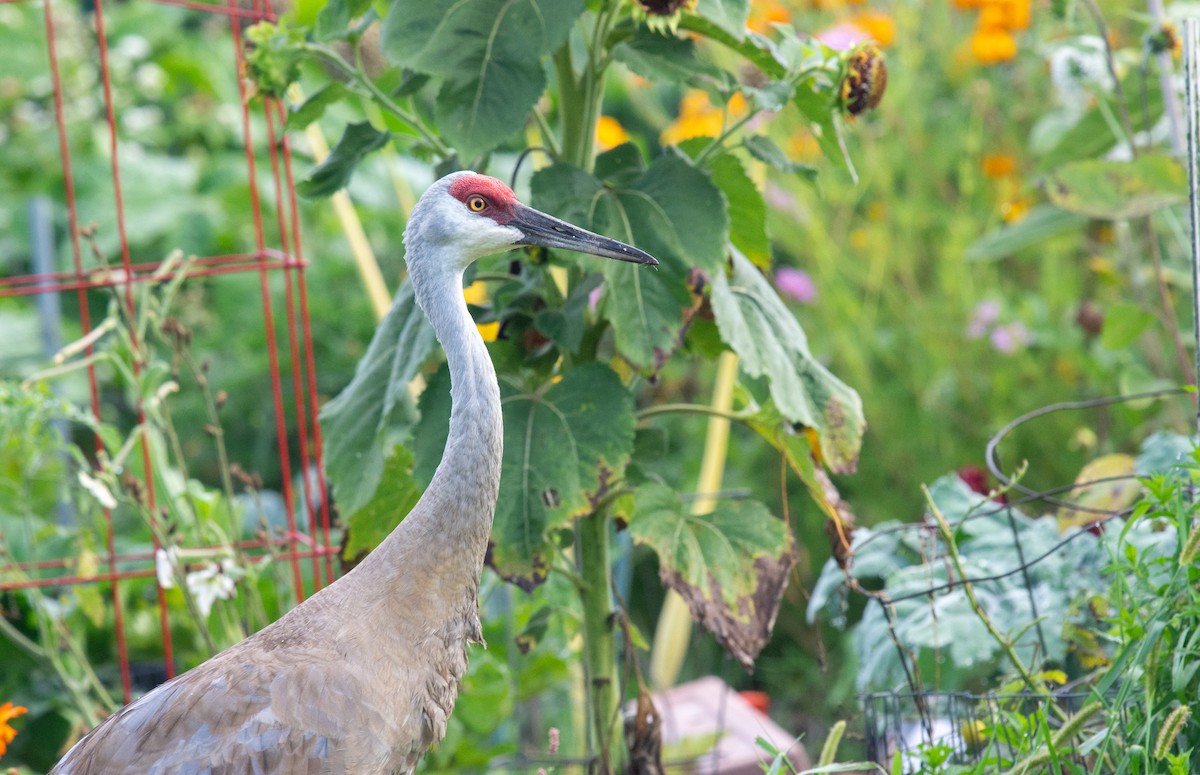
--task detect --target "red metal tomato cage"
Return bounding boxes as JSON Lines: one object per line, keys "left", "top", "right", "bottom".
{"left": 0, "top": 0, "right": 336, "bottom": 703}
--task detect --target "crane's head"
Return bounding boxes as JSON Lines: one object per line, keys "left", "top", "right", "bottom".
{"left": 405, "top": 172, "right": 658, "bottom": 271}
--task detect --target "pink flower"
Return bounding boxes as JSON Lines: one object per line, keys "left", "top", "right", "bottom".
{"left": 989, "top": 322, "right": 1031, "bottom": 354}
{"left": 775, "top": 267, "right": 817, "bottom": 303}
{"left": 967, "top": 299, "right": 1001, "bottom": 339}
{"left": 818, "top": 22, "right": 871, "bottom": 51}
{"left": 588, "top": 282, "right": 605, "bottom": 313}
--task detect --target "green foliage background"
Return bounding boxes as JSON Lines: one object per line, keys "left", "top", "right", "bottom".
{"left": 1, "top": 0, "right": 1198, "bottom": 771}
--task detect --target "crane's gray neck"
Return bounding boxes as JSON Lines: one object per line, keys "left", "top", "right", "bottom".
{"left": 367, "top": 258, "right": 503, "bottom": 583}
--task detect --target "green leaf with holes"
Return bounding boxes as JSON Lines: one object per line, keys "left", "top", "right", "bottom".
{"left": 710, "top": 248, "right": 865, "bottom": 473}
{"left": 381, "top": 0, "right": 586, "bottom": 160}
{"left": 413, "top": 362, "right": 635, "bottom": 589}
{"left": 1045, "top": 155, "right": 1186, "bottom": 220}
{"left": 529, "top": 154, "right": 727, "bottom": 370}
{"left": 321, "top": 281, "right": 436, "bottom": 519}
{"left": 627, "top": 482, "right": 794, "bottom": 668}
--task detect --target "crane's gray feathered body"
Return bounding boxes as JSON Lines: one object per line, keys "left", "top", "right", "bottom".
{"left": 51, "top": 172, "right": 654, "bottom": 775}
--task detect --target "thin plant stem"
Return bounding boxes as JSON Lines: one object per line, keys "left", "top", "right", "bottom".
{"left": 923, "top": 484, "right": 1064, "bottom": 718}
{"left": 301, "top": 43, "right": 452, "bottom": 158}
{"left": 1080, "top": 0, "right": 1136, "bottom": 152}
{"left": 636, "top": 402, "right": 746, "bottom": 424}
{"left": 1144, "top": 218, "right": 1193, "bottom": 385}
{"left": 532, "top": 107, "right": 562, "bottom": 158}
{"left": 0, "top": 607, "right": 47, "bottom": 660}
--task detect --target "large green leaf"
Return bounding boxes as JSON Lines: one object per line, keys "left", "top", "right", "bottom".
{"left": 296, "top": 121, "right": 391, "bottom": 198}
{"left": 602, "top": 261, "right": 694, "bottom": 372}
{"left": 341, "top": 445, "right": 423, "bottom": 562}
{"left": 679, "top": 140, "right": 771, "bottom": 268}
{"left": 1037, "top": 71, "right": 1163, "bottom": 172}
{"left": 381, "top": 0, "right": 586, "bottom": 160}
{"left": 710, "top": 248, "right": 865, "bottom": 473}
{"left": 611, "top": 27, "right": 724, "bottom": 86}
{"left": 320, "top": 282, "right": 436, "bottom": 519}
{"left": 695, "top": 0, "right": 750, "bottom": 41}
{"left": 529, "top": 154, "right": 727, "bottom": 370}
{"left": 413, "top": 362, "right": 636, "bottom": 588}
{"left": 1044, "top": 155, "right": 1186, "bottom": 220}
{"left": 627, "top": 482, "right": 795, "bottom": 668}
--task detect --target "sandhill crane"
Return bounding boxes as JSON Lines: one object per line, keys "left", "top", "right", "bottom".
{"left": 52, "top": 171, "right": 658, "bottom": 774}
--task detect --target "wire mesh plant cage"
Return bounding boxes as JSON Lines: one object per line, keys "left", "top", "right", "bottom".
{"left": 847, "top": 389, "right": 1191, "bottom": 773}
{"left": 0, "top": 0, "right": 337, "bottom": 735}
{"left": 861, "top": 690, "right": 1120, "bottom": 772}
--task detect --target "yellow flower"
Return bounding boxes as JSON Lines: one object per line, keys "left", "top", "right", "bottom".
{"left": 1000, "top": 195, "right": 1030, "bottom": 223}
{"left": 971, "top": 25, "right": 1018, "bottom": 64}
{"left": 788, "top": 131, "right": 820, "bottom": 160}
{"left": 981, "top": 153, "right": 1017, "bottom": 178}
{"left": 660, "top": 90, "right": 747, "bottom": 145}
{"left": 848, "top": 11, "right": 895, "bottom": 47}
{"left": 0, "top": 702, "right": 28, "bottom": 757}
{"left": 595, "top": 115, "right": 631, "bottom": 152}
{"left": 463, "top": 281, "right": 499, "bottom": 342}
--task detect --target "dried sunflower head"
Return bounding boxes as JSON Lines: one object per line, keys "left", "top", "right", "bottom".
{"left": 634, "top": 0, "right": 696, "bottom": 14}
{"left": 839, "top": 44, "right": 887, "bottom": 117}
{"left": 630, "top": 0, "right": 698, "bottom": 33}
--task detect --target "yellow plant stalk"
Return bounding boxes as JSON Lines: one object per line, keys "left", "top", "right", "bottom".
{"left": 292, "top": 86, "right": 392, "bottom": 322}
{"left": 293, "top": 88, "right": 430, "bottom": 398}
{"left": 649, "top": 351, "right": 739, "bottom": 689}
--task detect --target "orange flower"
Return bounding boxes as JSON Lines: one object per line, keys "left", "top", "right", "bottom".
{"left": 848, "top": 11, "right": 895, "bottom": 47}
{"left": 595, "top": 115, "right": 630, "bottom": 151}
{"left": 981, "top": 153, "right": 1017, "bottom": 178}
{"left": 971, "top": 26, "right": 1017, "bottom": 64}
{"left": 979, "top": 0, "right": 1030, "bottom": 31}
{"left": 748, "top": 1, "right": 791, "bottom": 33}
{"left": 0, "top": 702, "right": 28, "bottom": 757}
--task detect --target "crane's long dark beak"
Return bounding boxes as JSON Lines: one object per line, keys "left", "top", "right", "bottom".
{"left": 511, "top": 204, "right": 658, "bottom": 266}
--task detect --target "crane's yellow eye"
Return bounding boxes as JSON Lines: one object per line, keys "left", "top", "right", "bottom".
{"left": 467, "top": 195, "right": 488, "bottom": 212}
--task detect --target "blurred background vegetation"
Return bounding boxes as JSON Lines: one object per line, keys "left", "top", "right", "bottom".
{"left": 3, "top": 0, "right": 1198, "bottom": 771}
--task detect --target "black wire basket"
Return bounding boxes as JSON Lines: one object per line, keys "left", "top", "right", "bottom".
{"left": 861, "top": 690, "right": 1119, "bottom": 772}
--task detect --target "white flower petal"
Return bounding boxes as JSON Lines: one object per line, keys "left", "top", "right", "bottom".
{"left": 155, "top": 547, "right": 179, "bottom": 589}
{"left": 77, "top": 470, "right": 117, "bottom": 510}
{"left": 185, "top": 561, "right": 239, "bottom": 618}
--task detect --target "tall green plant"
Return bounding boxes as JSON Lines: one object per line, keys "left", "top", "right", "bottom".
{"left": 248, "top": 1, "right": 881, "bottom": 769}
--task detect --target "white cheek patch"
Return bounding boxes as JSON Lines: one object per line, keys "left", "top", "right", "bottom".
{"left": 449, "top": 218, "right": 521, "bottom": 267}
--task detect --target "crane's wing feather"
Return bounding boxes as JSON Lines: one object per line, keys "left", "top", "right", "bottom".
{"left": 50, "top": 641, "right": 408, "bottom": 775}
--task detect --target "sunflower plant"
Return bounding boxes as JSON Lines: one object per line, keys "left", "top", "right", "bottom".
{"left": 246, "top": 0, "right": 882, "bottom": 770}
